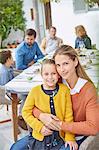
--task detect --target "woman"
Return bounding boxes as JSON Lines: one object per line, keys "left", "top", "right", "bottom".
{"left": 33, "top": 45, "right": 99, "bottom": 149}
{"left": 75, "top": 25, "right": 92, "bottom": 50}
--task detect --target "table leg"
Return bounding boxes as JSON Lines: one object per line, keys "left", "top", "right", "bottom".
{"left": 11, "top": 93, "right": 18, "bottom": 142}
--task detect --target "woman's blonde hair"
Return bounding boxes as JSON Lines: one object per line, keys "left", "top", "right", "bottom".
{"left": 75, "top": 25, "right": 87, "bottom": 36}
{"left": 53, "top": 45, "right": 92, "bottom": 82}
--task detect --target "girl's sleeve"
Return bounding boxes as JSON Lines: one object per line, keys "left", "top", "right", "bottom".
{"left": 22, "top": 88, "right": 44, "bottom": 134}
{"left": 64, "top": 88, "right": 75, "bottom": 141}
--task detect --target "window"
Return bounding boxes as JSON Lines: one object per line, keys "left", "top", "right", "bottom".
{"left": 73, "top": 0, "right": 99, "bottom": 13}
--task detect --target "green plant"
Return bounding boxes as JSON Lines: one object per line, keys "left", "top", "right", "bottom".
{"left": 85, "top": 0, "right": 99, "bottom": 6}
{"left": 0, "top": 0, "right": 26, "bottom": 48}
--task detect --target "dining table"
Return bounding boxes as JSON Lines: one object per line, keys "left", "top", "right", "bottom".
{"left": 79, "top": 49, "right": 99, "bottom": 90}
{"left": 5, "top": 49, "right": 99, "bottom": 141}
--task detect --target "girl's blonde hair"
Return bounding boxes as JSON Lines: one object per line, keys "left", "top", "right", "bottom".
{"left": 41, "top": 59, "right": 56, "bottom": 74}
{"left": 53, "top": 45, "right": 92, "bottom": 82}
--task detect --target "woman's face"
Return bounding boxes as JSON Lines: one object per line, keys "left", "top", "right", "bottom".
{"left": 76, "top": 29, "right": 85, "bottom": 38}
{"left": 55, "top": 54, "right": 77, "bottom": 81}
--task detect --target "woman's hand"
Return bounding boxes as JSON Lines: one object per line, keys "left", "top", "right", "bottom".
{"left": 65, "top": 141, "right": 78, "bottom": 150}
{"left": 39, "top": 113, "right": 61, "bottom": 131}
{"left": 41, "top": 126, "right": 53, "bottom": 136}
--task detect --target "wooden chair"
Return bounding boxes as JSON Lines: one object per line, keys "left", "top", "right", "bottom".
{"left": 0, "top": 67, "right": 22, "bottom": 124}
{"left": 13, "top": 67, "right": 23, "bottom": 77}
{"left": 0, "top": 86, "right": 12, "bottom": 123}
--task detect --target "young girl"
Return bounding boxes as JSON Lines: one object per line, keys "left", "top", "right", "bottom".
{"left": 75, "top": 25, "right": 92, "bottom": 50}
{"left": 10, "top": 59, "right": 78, "bottom": 150}
{"left": 0, "top": 50, "right": 14, "bottom": 85}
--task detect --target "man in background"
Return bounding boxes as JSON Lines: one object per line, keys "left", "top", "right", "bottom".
{"left": 41, "top": 26, "right": 63, "bottom": 55}
{"left": 15, "top": 29, "right": 44, "bottom": 70}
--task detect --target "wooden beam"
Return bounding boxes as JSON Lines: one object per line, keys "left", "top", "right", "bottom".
{"left": 44, "top": 2, "right": 52, "bottom": 29}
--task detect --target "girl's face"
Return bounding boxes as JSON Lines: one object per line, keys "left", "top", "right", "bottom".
{"left": 55, "top": 54, "right": 78, "bottom": 81}
{"left": 41, "top": 64, "right": 59, "bottom": 89}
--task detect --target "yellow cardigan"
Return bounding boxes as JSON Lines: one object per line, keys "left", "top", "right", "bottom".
{"left": 22, "top": 83, "right": 75, "bottom": 142}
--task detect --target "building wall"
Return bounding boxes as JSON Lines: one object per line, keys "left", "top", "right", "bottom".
{"left": 23, "top": 0, "right": 35, "bottom": 28}
{"left": 23, "top": 0, "right": 45, "bottom": 44}
{"left": 51, "top": 0, "right": 99, "bottom": 49}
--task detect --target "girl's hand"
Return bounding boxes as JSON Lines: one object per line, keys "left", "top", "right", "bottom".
{"left": 65, "top": 141, "right": 78, "bottom": 150}
{"left": 39, "top": 113, "right": 61, "bottom": 131}
{"left": 40, "top": 126, "right": 53, "bottom": 136}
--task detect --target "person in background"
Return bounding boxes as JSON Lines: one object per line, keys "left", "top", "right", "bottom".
{"left": 0, "top": 50, "right": 14, "bottom": 85}
{"left": 41, "top": 26, "right": 63, "bottom": 55}
{"left": 0, "top": 50, "right": 27, "bottom": 130}
{"left": 10, "top": 59, "right": 78, "bottom": 150}
{"left": 75, "top": 25, "right": 92, "bottom": 51}
{"left": 15, "top": 28, "right": 44, "bottom": 70}
{"left": 32, "top": 45, "right": 99, "bottom": 149}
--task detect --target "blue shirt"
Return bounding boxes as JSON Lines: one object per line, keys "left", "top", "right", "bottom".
{"left": 0, "top": 64, "right": 14, "bottom": 86}
{"left": 15, "top": 41, "right": 44, "bottom": 70}
{"left": 75, "top": 35, "right": 92, "bottom": 49}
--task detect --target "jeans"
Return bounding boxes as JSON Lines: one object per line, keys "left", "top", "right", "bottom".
{"left": 60, "top": 145, "right": 70, "bottom": 150}
{"left": 10, "top": 135, "right": 32, "bottom": 150}
{"left": 10, "top": 135, "right": 87, "bottom": 150}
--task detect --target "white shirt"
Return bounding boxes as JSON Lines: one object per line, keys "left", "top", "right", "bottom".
{"left": 62, "top": 77, "right": 88, "bottom": 95}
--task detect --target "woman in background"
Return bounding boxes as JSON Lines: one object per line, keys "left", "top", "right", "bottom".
{"left": 75, "top": 25, "right": 92, "bottom": 50}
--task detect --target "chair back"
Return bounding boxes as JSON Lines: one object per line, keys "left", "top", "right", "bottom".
{"left": 0, "top": 85, "right": 12, "bottom": 123}
{"left": 0, "top": 86, "right": 11, "bottom": 105}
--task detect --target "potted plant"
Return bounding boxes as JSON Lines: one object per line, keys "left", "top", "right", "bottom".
{"left": 0, "top": 0, "right": 26, "bottom": 48}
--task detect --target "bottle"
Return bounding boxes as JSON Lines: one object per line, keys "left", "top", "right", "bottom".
{"left": 79, "top": 40, "right": 85, "bottom": 51}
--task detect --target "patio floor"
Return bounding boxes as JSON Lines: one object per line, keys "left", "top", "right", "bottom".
{"left": 0, "top": 105, "right": 28, "bottom": 150}
{"left": 0, "top": 105, "right": 99, "bottom": 150}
